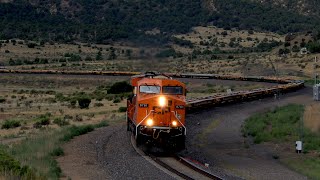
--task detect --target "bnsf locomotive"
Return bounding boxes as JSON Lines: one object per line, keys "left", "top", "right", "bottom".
{"left": 127, "top": 72, "right": 186, "bottom": 149}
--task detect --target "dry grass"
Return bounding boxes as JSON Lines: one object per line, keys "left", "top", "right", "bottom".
{"left": 0, "top": 74, "right": 128, "bottom": 141}
{"left": 174, "top": 26, "right": 284, "bottom": 53}
{"left": 0, "top": 40, "right": 159, "bottom": 63}
{"left": 304, "top": 103, "right": 320, "bottom": 133}
{"left": 1, "top": 26, "right": 320, "bottom": 80}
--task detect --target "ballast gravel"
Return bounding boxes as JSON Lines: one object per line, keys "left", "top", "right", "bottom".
{"left": 58, "top": 125, "right": 174, "bottom": 180}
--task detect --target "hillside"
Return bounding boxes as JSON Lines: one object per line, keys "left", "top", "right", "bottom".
{"left": 252, "top": 0, "right": 320, "bottom": 16}
{"left": 0, "top": 0, "right": 320, "bottom": 44}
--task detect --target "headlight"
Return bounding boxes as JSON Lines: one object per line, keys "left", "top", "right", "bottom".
{"left": 172, "top": 121, "right": 178, "bottom": 127}
{"left": 146, "top": 119, "right": 153, "bottom": 126}
{"left": 159, "top": 96, "right": 166, "bottom": 107}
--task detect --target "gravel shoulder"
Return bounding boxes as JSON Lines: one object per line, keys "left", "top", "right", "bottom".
{"left": 184, "top": 87, "right": 312, "bottom": 180}
{"left": 57, "top": 124, "right": 174, "bottom": 180}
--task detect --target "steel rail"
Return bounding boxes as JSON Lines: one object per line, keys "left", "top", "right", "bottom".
{"left": 131, "top": 135, "right": 222, "bottom": 180}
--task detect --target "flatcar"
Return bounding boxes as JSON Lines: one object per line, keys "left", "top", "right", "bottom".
{"left": 127, "top": 72, "right": 186, "bottom": 150}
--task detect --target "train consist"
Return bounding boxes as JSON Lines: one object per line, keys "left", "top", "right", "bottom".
{"left": 0, "top": 68, "right": 302, "bottom": 83}
{"left": 1, "top": 69, "right": 305, "bottom": 150}
{"left": 0, "top": 69, "right": 305, "bottom": 111}
{"left": 186, "top": 81, "right": 304, "bottom": 112}
{"left": 126, "top": 72, "right": 187, "bottom": 150}
{"left": 0, "top": 69, "right": 140, "bottom": 76}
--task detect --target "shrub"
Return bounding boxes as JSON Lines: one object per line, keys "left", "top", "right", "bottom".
{"left": 27, "top": 43, "right": 37, "bottom": 48}
{"left": 61, "top": 125, "right": 94, "bottom": 142}
{"left": 55, "top": 93, "right": 69, "bottom": 102}
{"left": 69, "top": 99, "right": 77, "bottom": 108}
{"left": 74, "top": 115, "right": 83, "bottom": 122}
{"left": 155, "top": 48, "right": 177, "bottom": 58}
{"left": 0, "top": 97, "right": 5, "bottom": 103}
{"left": 53, "top": 118, "right": 70, "bottom": 126}
{"left": 77, "top": 97, "right": 91, "bottom": 109}
{"left": 64, "top": 115, "right": 73, "bottom": 120}
{"left": 0, "top": 148, "right": 37, "bottom": 179}
{"left": 118, "top": 107, "right": 127, "bottom": 112}
{"left": 2, "top": 120, "right": 21, "bottom": 129}
{"left": 108, "top": 81, "right": 132, "bottom": 94}
{"left": 113, "top": 98, "right": 121, "bottom": 103}
{"left": 50, "top": 147, "right": 64, "bottom": 157}
{"left": 307, "top": 41, "right": 320, "bottom": 53}
{"left": 85, "top": 56, "right": 92, "bottom": 61}
{"left": 94, "top": 120, "right": 108, "bottom": 128}
{"left": 94, "top": 103, "right": 104, "bottom": 107}
{"left": 33, "top": 114, "right": 50, "bottom": 128}
{"left": 39, "top": 118, "right": 50, "bottom": 126}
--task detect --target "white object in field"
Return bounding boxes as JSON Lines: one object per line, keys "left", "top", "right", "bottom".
{"left": 227, "top": 89, "right": 232, "bottom": 94}
{"left": 205, "top": 163, "right": 209, "bottom": 167}
{"left": 300, "top": 47, "right": 308, "bottom": 55}
{"left": 296, "top": 141, "right": 302, "bottom": 151}
{"left": 313, "top": 84, "right": 320, "bottom": 101}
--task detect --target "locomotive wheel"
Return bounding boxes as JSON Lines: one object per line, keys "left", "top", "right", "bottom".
{"left": 135, "top": 134, "right": 143, "bottom": 146}
{"left": 176, "top": 135, "right": 186, "bottom": 151}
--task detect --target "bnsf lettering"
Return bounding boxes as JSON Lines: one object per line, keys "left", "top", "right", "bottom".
{"left": 175, "top": 105, "right": 184, "bottom": 109}
{"left": 139, "top": 104, "right": 148, "bottom": 108}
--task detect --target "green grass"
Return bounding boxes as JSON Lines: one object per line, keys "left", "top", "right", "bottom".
{"left": 0, "top": 121, "right": 109, "bottom": 179}
{"left": 118, "top": 107, "right": 127, "bottom": 112}
{"left": 242, "top": 104, "right": 320, "bottom": 179}
{"left": 0, "top": 146, "right": 40, "bottom": 179}
{"left": 304, "top": 79, "right": 316, "bottom": 86}
{"left": 61, "top": 125, "right": 95, "bottom": 142}
{"left": 1, "top": 119, "right": 21, "bottom": 129}
{"left": 242, "top": 104, "right": 320, "bottom": 152}
{"left": 242, "top": 104, "right": 304, "bottom": 144}
{"left": 283, "top": 157, "right": 320, "bottom": 179}
{"left": 53, "top": 117, "right": 70, "bottom": 127}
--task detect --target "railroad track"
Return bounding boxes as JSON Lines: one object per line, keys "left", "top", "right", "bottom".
{"left": 131, "top": 135, "right": 223, "bottom": 180}
{"left": 0, "top": 69, "right": 305, "bottom": 111}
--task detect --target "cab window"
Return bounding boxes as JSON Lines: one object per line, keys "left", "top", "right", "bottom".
{"left": 163, "top": 86, "right": 183, "bottom": 95}
{"left": 140, "top": 85, "right": 160, "bottom": 94}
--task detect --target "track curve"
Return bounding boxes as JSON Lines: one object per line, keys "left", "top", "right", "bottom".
{"left": 7, "top": 69, "right": 307, "bottom": 179}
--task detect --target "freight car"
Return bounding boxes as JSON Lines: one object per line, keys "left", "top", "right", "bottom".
{"left": 127, "top": 72, "right": 186, "bottom": 150}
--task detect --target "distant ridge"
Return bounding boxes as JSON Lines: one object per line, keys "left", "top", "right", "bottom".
{"left": 0, "top": 0, "right": 319, "bottom": 44}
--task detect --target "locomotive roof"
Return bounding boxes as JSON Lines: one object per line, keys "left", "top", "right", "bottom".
{"left": 131, "top": 75, "right": 185, "bottom": 87}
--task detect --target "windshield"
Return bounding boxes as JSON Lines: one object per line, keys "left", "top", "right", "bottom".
{"left": 140, "top": 85, "right": 161, "bottom": 94}
{"left": 163, "top": 86, "right": 183, "bottom": 95}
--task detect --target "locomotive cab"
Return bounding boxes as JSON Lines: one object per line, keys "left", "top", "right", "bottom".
{"left": 127, "top": 73, "right": 186, "bottom": 150}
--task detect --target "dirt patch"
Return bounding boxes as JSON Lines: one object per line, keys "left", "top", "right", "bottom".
{"left": 304, "top": 102, "right": 320, "bottom": 133}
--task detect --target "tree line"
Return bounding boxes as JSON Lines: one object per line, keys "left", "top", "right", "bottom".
{"left": 1, "top": 0, "right": 320, "bottom": 45}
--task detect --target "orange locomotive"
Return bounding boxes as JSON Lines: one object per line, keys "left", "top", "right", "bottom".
{"left": 127, "top": 72, "right": 186, "bottom": 149}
